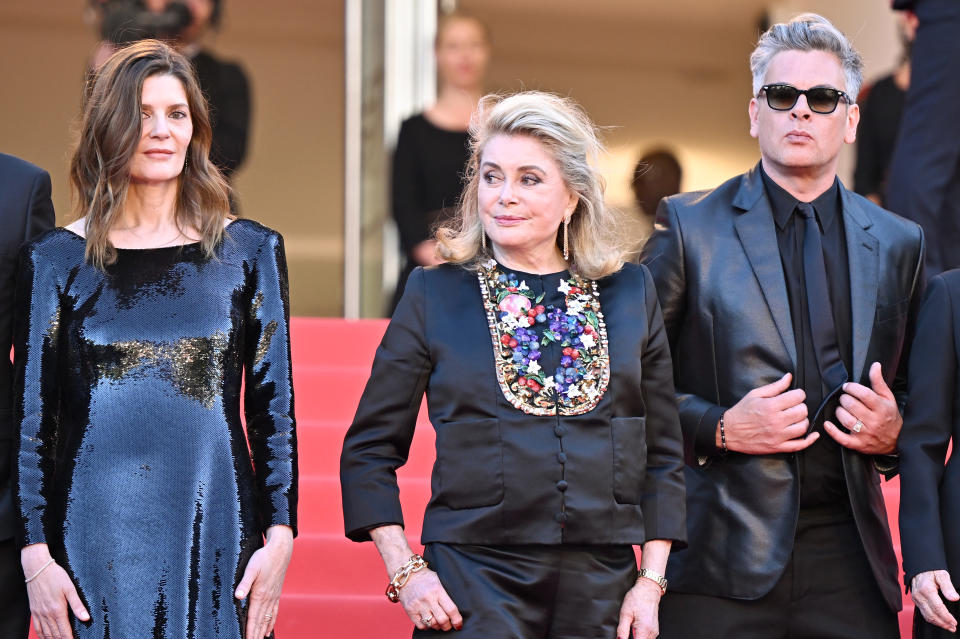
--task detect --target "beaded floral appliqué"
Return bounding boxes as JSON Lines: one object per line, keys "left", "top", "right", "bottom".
{"left": 478, "top": 259, "right": 610, "bottom": 416}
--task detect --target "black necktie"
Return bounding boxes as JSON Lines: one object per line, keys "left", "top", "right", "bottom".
{"left": 797, "top": 202, "right": 849, "bottom": 393}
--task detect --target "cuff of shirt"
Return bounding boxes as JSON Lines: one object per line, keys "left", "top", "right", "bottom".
{"left": 695, "top": 405, "right": 726, "bottom": 459}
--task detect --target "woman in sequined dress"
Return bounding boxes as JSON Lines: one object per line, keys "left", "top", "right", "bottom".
{"left": 14, "top": 40, "right": 296, "bottom": 639}
{"left": 341, "top": 92, "right": 686, "bottom": 639}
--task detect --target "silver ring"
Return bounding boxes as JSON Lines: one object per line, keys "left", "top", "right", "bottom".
{"left": 420, "top": 615, "right": 433, "bottom": 625}
{"left": 852, "top": 419, "right": 863, "bottom": 433}
{"left": 264, "top": 613, "right": 273, "bottom": 621}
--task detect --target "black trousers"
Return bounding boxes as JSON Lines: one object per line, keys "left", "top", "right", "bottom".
{"left": 0, "top": 536, "right": 30, "bottom": 639}
{"left": 659, "top": 517, "right": 898, "bottom": 639}
{"left": 914, "top": 598, "right": 960, "bottom": 638}
{"left": 414, "top": 543, "right": 637, "bottom": 639}
{"left": 885, "top": 0, "right": 960, "bottom": 276}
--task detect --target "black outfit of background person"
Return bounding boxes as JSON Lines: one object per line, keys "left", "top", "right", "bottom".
{"left": 191, "top": 49, "right": 250, "bottom": 179}
{"left": 899, "top": 270, "right": 960, "bottom": 638}
{"left": 0, "top": 153, "right": 55, "bottom": 639}
{"left": 390, "top": 114, "right": 470, "bottom": 311}
{"left": 341, "top": 263, "right": 686, "bottom": 636}
{"left": 642, "top": 163, "right": 925, "bottom": 638}
{"left": 854, "top": 76, "right": 906, "bottom": 206}
{"left": 886, "top": 0, "right": 960, "bottom": 276}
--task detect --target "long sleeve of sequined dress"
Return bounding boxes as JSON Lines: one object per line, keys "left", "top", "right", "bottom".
{"left": 13, "top": 219, "right": 297, "bottom": 639}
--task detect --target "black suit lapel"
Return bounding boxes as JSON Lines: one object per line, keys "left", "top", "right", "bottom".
{"left": 840, "top": 186, "right": 879, "bottom": 382}
{"left": 732, "top": 168, "right": 798, "bottom": 368}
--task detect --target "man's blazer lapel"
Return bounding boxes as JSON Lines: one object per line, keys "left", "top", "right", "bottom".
{"left": 732, "top": 167, "right": 798, "bottom": 368}
{"left": 840, "top": 185, "right": 879, "bottom": 383}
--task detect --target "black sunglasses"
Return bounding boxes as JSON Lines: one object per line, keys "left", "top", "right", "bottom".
{"left": 759, "top": 84, "right": 851, "bottom": 114}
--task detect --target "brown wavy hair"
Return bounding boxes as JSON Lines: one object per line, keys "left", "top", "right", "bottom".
{"left": 71, "top": 39, "right": 231, "bottom": 269}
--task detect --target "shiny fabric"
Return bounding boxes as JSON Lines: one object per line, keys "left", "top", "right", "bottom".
{"left": 13, "top": 219, "right": 297, "bottom": 638}
{"left": 341, "top": 262, "right": 686, "bottom": 547}
{"left": 415, "top": 543, "right": 636, "bottom": 638}
{"left": 640, "top": 163, "right": 925, "bottom": 611}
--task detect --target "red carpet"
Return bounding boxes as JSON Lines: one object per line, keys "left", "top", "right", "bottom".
{"left": 27, "top": 318, "right": 915, "bottom": 638}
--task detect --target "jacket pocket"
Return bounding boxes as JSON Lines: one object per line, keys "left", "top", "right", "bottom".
{"left": 612, "top": 416, "right": 647, "bottom": 505}
{"left": 435, "top": 418, "right": 504, "bottom": 509}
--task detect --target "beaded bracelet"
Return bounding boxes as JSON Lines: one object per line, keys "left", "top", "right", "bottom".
{"left": 720, "top": 413, "right": 728, "bottom": 454}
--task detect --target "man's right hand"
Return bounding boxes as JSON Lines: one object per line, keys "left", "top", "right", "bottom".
{"left": 722, "top": 372, "right": 819, "bottom": 454}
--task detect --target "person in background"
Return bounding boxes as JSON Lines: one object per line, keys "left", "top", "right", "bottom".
{"left": 0, "top": 153, "right": 55, "bottom": 639}
{"left": 15, "top": 40, "right": 295, "bottom": 639}
{"left": 852, "top": 11, "right": 917, "bottom": 206}
{"left": 632, "top": 148, "right": 682, "bottom": 220}
{"left": 642, "top": 14, "right": 924, "bottom": 638}
{"left": 88, "top": 0, "right": 251, "bottom": 180}
{"left": 342, "top": 91, "right": 685, "bottom": 639}
{"left": 900, "top": 271, "right": 960, "bottom": 638}
{"left": 886, "top": 0, "right": 960, "bottom": 276}
{"left": 389, "top": 11, "right": 490, "bottom": 311}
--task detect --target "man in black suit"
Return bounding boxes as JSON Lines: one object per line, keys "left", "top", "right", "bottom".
{"left": 0, "top": 153, "right": 55, "bottom": 638}
{"left": 885, "top": 0, "right": 960, "bottom": 277}
{"left": 642, "top": 14, "right": 925, "bottom": 638}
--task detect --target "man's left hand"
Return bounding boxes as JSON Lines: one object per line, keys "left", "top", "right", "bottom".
{"left": 824, "top": 361, "right": 900, "bottom": 454}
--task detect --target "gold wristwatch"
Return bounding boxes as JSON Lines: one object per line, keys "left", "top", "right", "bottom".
{"left": 637, "top": 568, "right": 668, "bottom": 594}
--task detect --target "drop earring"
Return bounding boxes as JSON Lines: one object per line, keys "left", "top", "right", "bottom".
{"left": 562, "top": 217, "right": 570, "bottom": 261}
{"left": 481, "top": 229, "right": 487, "bottom": 252}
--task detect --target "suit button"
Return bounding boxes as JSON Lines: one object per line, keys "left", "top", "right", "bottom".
{"left": 554, "top": 512, "right": 569, "bottom": 523}
{"left": 554, "top": 425, "right": 567, "bottom": 437}
{"left": 556, "top": 480, "right": 568, "bottom": 492}
{"left": 557, "top": 452, "right": 567, "bottom": 464}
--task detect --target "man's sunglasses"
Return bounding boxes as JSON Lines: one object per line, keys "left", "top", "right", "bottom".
{"left": 758, "top": 84, "right": 851, "bottom": 114}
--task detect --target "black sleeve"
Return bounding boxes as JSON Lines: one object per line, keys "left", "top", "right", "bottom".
{"left": 209, "top": 62, "right": 251, "bottom": 177}
{"left": 899, "top": 273, "right": 953, "bottom": 584}
{"left": 639, "top": 265, "right": 687, "bottom": 545}
{"left": 640, "top": 199, "right": 725, "bottom": 465}
{"left": 391, "top": 120, "right": 431, "bottom": 254}
{"left": 340, "top": 268, "right": 431, "bottom": 541}
{"left": 853, "top": 90, "right": 883, "bottom": 198}
{"left": 25, "top": 169, "right": 56, "bottom": 242}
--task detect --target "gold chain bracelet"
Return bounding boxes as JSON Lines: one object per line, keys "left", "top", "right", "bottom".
{"left": 385, "top": 554, "right": 429, "bottom": 603}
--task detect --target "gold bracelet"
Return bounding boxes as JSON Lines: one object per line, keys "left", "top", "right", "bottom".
{"left": 637, "top": 568, "right": 668, "bottom": 595}
{"left": 385, "top": 554, "right": 429, "bottom": 603}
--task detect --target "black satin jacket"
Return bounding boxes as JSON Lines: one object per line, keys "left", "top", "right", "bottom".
{"left": 641, "top": 164, "right": 924, "bottom": 611}
{"left": 340, "top": 262, "right": 686, "bottom": 547}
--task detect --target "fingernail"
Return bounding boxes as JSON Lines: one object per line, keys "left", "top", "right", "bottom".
{"left": 236, "top": 590, "right": 245, "bottom": 598}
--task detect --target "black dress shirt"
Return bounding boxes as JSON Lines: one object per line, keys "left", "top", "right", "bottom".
{"left": 761, "top": 166, "right": 853, "bottom": 515}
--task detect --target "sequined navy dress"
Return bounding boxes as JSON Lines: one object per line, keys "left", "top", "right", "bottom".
{"left": 13, "top": 219, "right": 298, "bottom": 638}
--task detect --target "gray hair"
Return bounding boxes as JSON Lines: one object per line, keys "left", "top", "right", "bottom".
{"left": 436, "top": 91, "right": 629, "bottom": 280}
{"left": 750, "top": 13, "right": 863, "bottom": 102}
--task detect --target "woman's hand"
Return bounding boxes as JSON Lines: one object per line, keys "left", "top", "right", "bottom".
{"left": 22, "top": 543, "right": 89, "bottom": 639}
{"left": 235, "top": 525, "right": 294, "bottom": 639}
{"left": 369, "top": 525, "right": 462, "bottom": 632}
{"left": 616, "top": 578, "right": 662, "bottom": 639}
{"left": 398, "top": 568, "right": 462, "bottom": 632}
{"left": 912, "top": 570, "right": 960, "bottom": 632}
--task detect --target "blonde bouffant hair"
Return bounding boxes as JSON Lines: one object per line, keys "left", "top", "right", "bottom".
{"left": 436, "top": 91, "right": 629, "bottom": 280}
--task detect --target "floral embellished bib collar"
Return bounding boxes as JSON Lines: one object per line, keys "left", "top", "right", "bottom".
{"left": 477, "top": 259, "right": 610, "bottom": 416}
